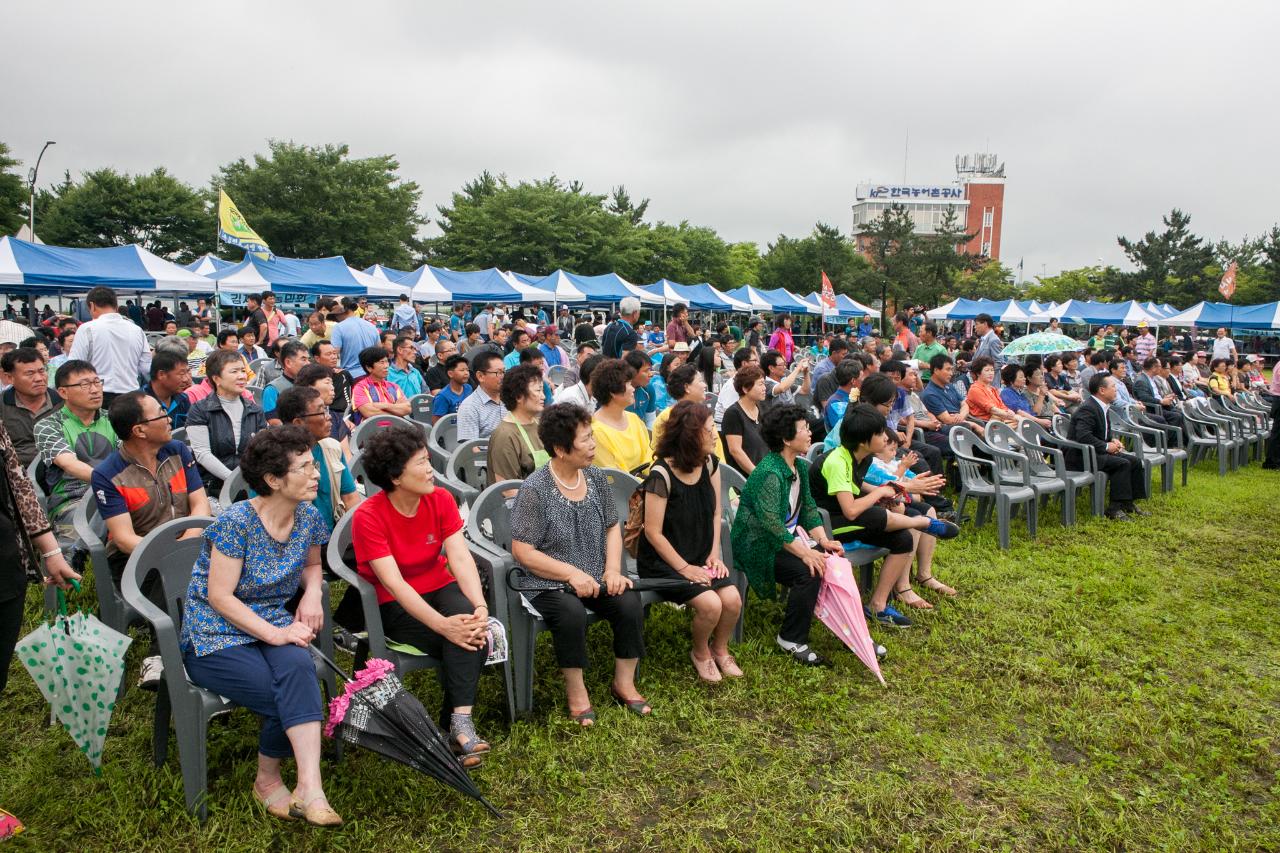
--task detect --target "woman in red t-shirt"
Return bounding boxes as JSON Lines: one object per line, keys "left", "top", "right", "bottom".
{"left": 351, "top": 424, "right": 492, "bottom": 766}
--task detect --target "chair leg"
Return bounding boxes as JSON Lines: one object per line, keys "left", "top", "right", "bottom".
{"left": 1181, "top": 456, "right": 1188, "bottom": 486}
{"left": 511, "top": 619, "right": 537, "bottom": 719}
{"left": 1026, "top": 498, "right": 1038, "bottom": 539}
{"left": 153, "top": 681, "right": 172, "bottom": 767}
{"left": 176, "top": 711, "right": 211, "bottom": 820}
{"left": 501, "top": 655, "right": 516, "bottom": 723}
{"left": 955, "top": 488, "right": 969, "bottom": 521}
{"left": 975, "top": 496, "right": 992, "bottom": 527}
{"left": 996, "top": 498, "right": 1010, "bottom": 550}
{"left": 1093, "top": 473, "right": 1107, "bottom": 518}
{"left": 731, "top": 572, "right": 748, "bottom": 644}
{"left": 1061, "top": 486, "right": 1074, "bottom": 527}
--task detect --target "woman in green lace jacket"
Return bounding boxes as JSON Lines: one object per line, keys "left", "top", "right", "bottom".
{"left": 730, "top": 404, "right": 842, "bottom": 666}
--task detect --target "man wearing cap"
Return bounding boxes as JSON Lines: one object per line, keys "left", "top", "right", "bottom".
{"left": 1211, "top": 327, "right": 1237, "bottom": 362}
{"left": 537, "top": 326, "right": 568, "bottom": 371}
{"left": 1133, "top": 322, "right": 1157, "bottom": 364}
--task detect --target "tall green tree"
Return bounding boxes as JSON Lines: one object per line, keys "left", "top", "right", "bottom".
{"left": 1, "top": 143, "right": 29, "bottom": 236}
{"left": 855, "top": 205, "right": 917, "bottom": 328}
{"left": 217, "top": 141, "right": 424, "bottom": 269}
{"left": 949, "top": 260, "right": 1019, "bottom": 301}
{"left": 36, "top": 167, "right": 210, "bottom": 261}
{"left": 758, "top": 222, "right": 873, "bottom": 302}
{"left": 1024, "top": 266, "right": 1118, "bottom": 303}
{"left": 1116, "top": 208, "right": 1216, "bottom": 304}
{"left": 725, "top": 241, "right": 761, "bottom": 287}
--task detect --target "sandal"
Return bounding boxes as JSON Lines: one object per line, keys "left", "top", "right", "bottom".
{"left": 712, "top": 653, "right": 744, "bottom": 678}
{"left": 288, "top": 794, "right": 343, "bottom": 828}
{"left": 916, "top": 574, "right": 957, "bottom": 597}
{"left": 568, "top": 706, "right": 596, "bottom": 726}
{"left": 691, "top": 652, "right": 722, "bottom": 683}
{"left": 253, "top": 783, "right": 295, "bottom": 821}
{"left": 609, "top": 685, "right": 652, "bottom": 716}
{"left": 450, "top": 733, "right": 490, "bottom": 769}
{"left": 893, "top": 585, "right": 934, "bottom": 610}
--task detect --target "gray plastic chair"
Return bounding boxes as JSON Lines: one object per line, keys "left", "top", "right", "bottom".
{"left": 1214, "top": 397, "right": 1268, "bottom": 461}
{"left": 1107, "top": 409, "right": 1168, "bottom": 495}
{"left": 1129, "top": 405, "right": 1189, "bottom": 488}
{"left": 1183, "top": 399, "right": 1240, "bottom": 474}
{"left": 217, "top": 467, "right": 249, "bottom": 507}
{"left": 347, "top": 452, "right": 382, "bottom": 497}
{"left": 815, "top": 507, "right": 891, "bottom": 597}
{"left": 171, "top": 427, "right": 188, "bottom": 446}
{"left": 324, "top": 511, "right": 514, "bottom": 721}
{"left": 249, "top": 385, "right": 265, "bottom": 407}
{"left": 351, "top": 414, "right": 421, "bottom": 452}
{"left": 805, "top": 443, "right": 824, "bottom": 463}
{"left": 984, "top": 421, "right": 1070, "bottom": 527}
{"left": 408, "top": 393, "right": 435, "bottom": 425}
{"left": 26, "top": 455, "right": 47, "bottom": 513}
{"left": 949, "top": 428, "right": 1037, "bottom": 550}
{"left": 442, "top": 438, "right": 489, "bottom": 503}
{"left": 429, "top": 413, "right": 460, "bottom": 471}
{"left": 119, "top": 516, "right": 336, "bottom": 819}
{"left": 70, "top": 493, "right": 135, "bottom": 633}
{"left": 1016, "top": 420, "right": 1104, "bottom": 519}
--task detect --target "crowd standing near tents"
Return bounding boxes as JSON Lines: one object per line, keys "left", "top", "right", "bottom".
{"left": 0, "top": 236, "right": 1277, "bottom": 836}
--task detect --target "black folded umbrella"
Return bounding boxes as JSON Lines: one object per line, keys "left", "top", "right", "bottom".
{"left": 314, "top": 650, "right": 502, "bottom": 818}
{"left": 506, "top": 567, "right": 694, "bottom": 595}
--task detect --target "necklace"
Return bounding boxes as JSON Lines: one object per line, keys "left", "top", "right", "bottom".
{"left": 549, "top": 463, "right": 583, "bottom": 491}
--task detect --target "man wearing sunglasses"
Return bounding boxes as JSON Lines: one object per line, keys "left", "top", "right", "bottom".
{"left": 34, "top": 361, "right": 118, "bottom": 553}
{"left": 93, "top": 391, "right": 211, "bottom": 689}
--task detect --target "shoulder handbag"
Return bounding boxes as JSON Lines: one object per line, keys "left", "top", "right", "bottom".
{"left": 624, "top": 464, "right": 668, "bottom": 558}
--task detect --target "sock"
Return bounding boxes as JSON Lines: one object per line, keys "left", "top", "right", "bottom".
{"left": 776, "top": 636, "right": 801, "bottom": 652}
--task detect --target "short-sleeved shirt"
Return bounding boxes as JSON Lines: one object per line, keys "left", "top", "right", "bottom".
{"left": 351, "top": 377, "right": 405, "bottom": 423}
{"left": 143, "top": 384, "right": 191, "bottom": 429}
{"left": 180, "top": 501, "right": 329, "bottom": 656}
{"left": 331, "top": 316, "right": 381, "bottom": 378}
{"left": 999, "top": 386, "right": 1035, "bottom": 416}
{"left": 313, "top": 444, "right": 355, "bottom": 529}
{"left": 432, "top": 383, "right": 473, "bottom": 419}
{"left": 92, "top": 441, "right": 204, "bottom": 557}
{"left": 965, "top": 382, "right": 1008, "bottom": 421}
{"left": 913, "top": 342, "right": 948, "bottom": 380}
{"left": 887, "top": 388, "right": 912, "bottom": 432}
{"left": 487, "top": 417, "right": 545, "bottom": 485}
{"left": 35, "top": 407, "right": 119, "bottom": 516}
{"left": 388, "top": 363, "right": 426, "bottom": 399}
{"left": 601, "top": 319, "right": 639, "bottom": 359}
{"left": 456, "top": 389, "right": 506, "bottom": 440}
{"left": 808, "top": 447, "right": 864, "bottom": 536}
{"left": 510, "top": 465, "right": 618, "bottom": 589}
{"left": 721, "top": 402, "right": 768, "bottom": 475}
{"left": 352, "top": 488, "right": 463, "bottom": 604}
{"left": 592, "top": 411, "right": 654, "bottom": 475}
{"left": 920, "top": 380, "right": 963, "bottom": 417}
{"left": 824, "top": 388, "right": 851, "bottom": 431}
{"left": 627, "top": 384, "right": 657, "bottom": 420}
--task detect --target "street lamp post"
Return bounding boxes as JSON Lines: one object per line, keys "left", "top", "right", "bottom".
{"left": 27, "top": 140, "right": 56, "bottom": 237}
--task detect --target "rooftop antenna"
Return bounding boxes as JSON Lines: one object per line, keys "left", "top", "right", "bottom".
{"left": 902, "top": 128, "right": 909, "bottom": 183}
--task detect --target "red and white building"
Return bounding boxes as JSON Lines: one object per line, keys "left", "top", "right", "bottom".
{"left": 852, "top": 152, "right": 1006, "bottom": 260}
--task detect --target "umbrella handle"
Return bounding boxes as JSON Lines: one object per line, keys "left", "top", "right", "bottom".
{"left": 53, "top": 578, "right": 81, "bottom": 620}
{"left": 309, "top": 646, "right": 354, "bottom": 682}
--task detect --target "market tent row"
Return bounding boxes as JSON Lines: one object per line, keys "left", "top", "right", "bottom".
{"left": 0, "top": 236, "right": 215, "bottom": 294}
{"left": 523, "top": 270, "right": 661, "bottom": 306}
{"left": 642, "top": 279, "right": 752, "bottom": 312}
{"left": 1163, "top": 300, "right": 1280, "bottom": 330}
{"left": 795, "top": 292, "right": 881, "bottom": 320}
{"left": 207, "top": 254, "right": 410, "bottom": 298}
{"left": 1031, "top": 299, "right": 1163, "bottom": 326}
{"left": 926, "top": 298, "right": 1032, "bottom": 323}
{"left": 396, "top": 265, "right": 554, "bottom": 304}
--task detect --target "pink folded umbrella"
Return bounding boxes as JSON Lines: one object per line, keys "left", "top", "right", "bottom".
{"left": 816, "top": 553, "right": 885, "bottom": 685}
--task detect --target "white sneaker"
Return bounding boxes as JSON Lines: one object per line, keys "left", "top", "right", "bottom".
{"left": 137, "top": 655, "right": 164, "bottom": 690}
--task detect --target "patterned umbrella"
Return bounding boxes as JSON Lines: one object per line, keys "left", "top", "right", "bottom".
{"left": 16, "top": 585, "right": 132, "bottom": 771}
{"left": 1001, "top": 331, "right": 1086, "bottom": 358}
{"left": 815, "top": 554, "right": 885, "bottom": 685}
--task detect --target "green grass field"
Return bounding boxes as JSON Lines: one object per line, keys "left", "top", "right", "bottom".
{"left": 2, "top": 459, "right": 1278, "bottom": 852}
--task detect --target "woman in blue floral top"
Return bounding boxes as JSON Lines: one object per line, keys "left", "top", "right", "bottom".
{"left": 180, "top": 426, "right": 340, "bottom": 827}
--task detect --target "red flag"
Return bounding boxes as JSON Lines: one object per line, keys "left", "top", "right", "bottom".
{"left": 1219, "top": 261, "right": 1238, "bottom": 300}
{"left": 820, "top": 271, "right": 837, "bottom": 309}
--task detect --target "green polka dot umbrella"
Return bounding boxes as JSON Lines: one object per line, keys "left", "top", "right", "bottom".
{"left": 16, "top": 604, "right": 132, "bottom": 771}
{"left": 1001, "top": 332, "right": 1087, "bottom": 358}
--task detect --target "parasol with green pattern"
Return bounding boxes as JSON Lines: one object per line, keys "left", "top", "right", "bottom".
{"left": 16, "top": 582, "right": 132, "bottom": 771}
{"left": 1001, "top": 331, "right": 1087, "bottom": 358}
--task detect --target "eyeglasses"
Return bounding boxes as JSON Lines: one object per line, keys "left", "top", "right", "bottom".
{"left": 59, "top": 377, "right": 104, "bottom": 390}
{"left": 288, "top": 460, "right": 318, "bottom": 475}
{"left": 138, "top": 413, "right": 172, "bottom": 425}
{"left": 301, "top": 410, "right": 329, "bottom": 420}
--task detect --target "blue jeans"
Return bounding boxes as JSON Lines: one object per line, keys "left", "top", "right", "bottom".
{"left": 183, "top": 641, "right": 322, "bottom": 758}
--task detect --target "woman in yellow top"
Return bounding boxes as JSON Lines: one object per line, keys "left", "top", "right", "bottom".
{"left": 651, "top": 363, "right": 725, "bottom": 463}
{"left": 590, "top": 358, "right": 653, "bottom": 476}
{"left": 1207, "top": 358, "right": 1233, "bottom": 398}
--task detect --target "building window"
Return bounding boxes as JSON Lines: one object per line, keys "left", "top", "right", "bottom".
{"left": 981, "top": 240, "right": 992, "bottom": 256}
{"left": 983, "top": 208, "right": 993, "bottom": 228}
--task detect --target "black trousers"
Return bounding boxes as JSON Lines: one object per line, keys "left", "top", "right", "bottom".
{"left": 909, "top": 439, "right": 944, "bottom": 474}
{"left": 379, "top": 582, "right": 488, "bottom": 711}
{"left": 0, "top": 592, "right": 22, "bottom": 695}
{"left": 107, "top": 551, "right": 162, "bottom": 655}
{"left": 529, "top": 587, "right": 645, "bottom": 670}
{"left": 773, "top": 551, "right": 823, "bottom": 645}
{"left": 1099, "top": 450, "right": 1148, "bottom": 505}
{"left": 1266, "top": 396, "right": 1280, "bottom": 466}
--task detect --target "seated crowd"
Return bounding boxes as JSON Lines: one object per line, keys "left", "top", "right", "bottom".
{"left": 1, "top": 291, "right": 1275, "bottom": 834}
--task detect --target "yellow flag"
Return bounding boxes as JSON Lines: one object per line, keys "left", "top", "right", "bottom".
{"left": 217, "top": 190, "right": 272, "bottom": 258}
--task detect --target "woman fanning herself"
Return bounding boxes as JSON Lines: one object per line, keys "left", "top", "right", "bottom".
{"left": 351, "top": 424, "right": 492, "bottom": 767}
{"left": 179, "top": 426, "right": 338, "bottom": 826}
{"left": 638, "top": 401, "right": 743, "bottom": 682}
{"left": 511, "top": 403, "right": 649, "bottom": 724}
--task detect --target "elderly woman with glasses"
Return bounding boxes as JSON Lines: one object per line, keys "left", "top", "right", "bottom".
{"left": 179, "top": 426, "right": 339, "bottom": 827}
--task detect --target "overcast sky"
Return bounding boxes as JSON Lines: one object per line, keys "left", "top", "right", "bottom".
{"left": 4, "top": 1, "right": 1276, "bottom": 280}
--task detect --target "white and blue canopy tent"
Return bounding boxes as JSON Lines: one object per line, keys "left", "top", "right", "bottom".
{"left": 926, "top": 298, "right": 1031, "bottom": 323}
{"left": 1159, "top": 301, "right": 1241, "bottom": 328}
{"left": 363, "top": 264, "right": 410, "bottom": 283}
{"left": 567, "top": 272, "right": 661, "bottom": 305}
{"left": 398, "top": 265, "right": 554, "bottom": 305}
{"left": 0, "top": 236, "right": 216, "bottom": 294}
{"left": 725, "top": 286, "right": 776, "bottom": 313}
{"left": 184, "top": 254, "right": 238, "bottom": 277}
{"left": 1063, "top": 300, "right": 1163, "bottom": 327}
{"left": 208, "top": 254, "right": 388, "bottom": 297}
{"left": 1231, "top": 301, "right": 1280, "bottom": 329}
{"left": 797, "top": 292, "right": 881, "bottom": 320}
{"left": 759, "top": 287, "right": 821, "bottom": 315}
